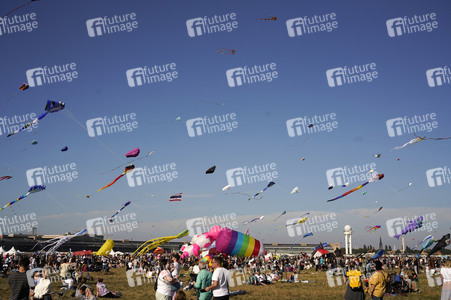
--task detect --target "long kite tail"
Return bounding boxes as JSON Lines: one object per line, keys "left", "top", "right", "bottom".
{"left": 133, "top": 230, "right": 189, "bottom": 256}
{"left": 0, "top": 193, "right": 28, "bottom": 211}
{"left": 97, "top": 173, "right": 125, "bottom": 192}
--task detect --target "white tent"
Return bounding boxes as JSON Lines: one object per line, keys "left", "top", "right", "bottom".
{"left": 6, "top": 247, "right": 17, "bottom": 255}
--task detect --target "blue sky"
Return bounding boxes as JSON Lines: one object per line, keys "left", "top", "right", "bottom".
{"left": 0, "top": 0, "right": 450, "bottom": 250}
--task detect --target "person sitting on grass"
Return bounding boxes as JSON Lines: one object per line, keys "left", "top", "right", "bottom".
{"left": 95, "top": 278, "right": 121, "bottom": 298}
{"left": 80, "top": 286, "right": 97, "bottom": 300}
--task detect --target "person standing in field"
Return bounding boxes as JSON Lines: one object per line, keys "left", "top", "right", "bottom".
{"left": 8, "top": 256, "right": 31, "bottom": 300}
{"left": 368, "top": 261, "right": 388, "bottom": 300}
{"left": 205, "top": 256, "right": 229, "bottom": 300}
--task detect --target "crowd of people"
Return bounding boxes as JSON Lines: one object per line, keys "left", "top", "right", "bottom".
{"left": 1, "top": 250, "right": 450, "bottom": 300}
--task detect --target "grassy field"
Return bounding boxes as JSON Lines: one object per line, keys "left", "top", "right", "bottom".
{"left": 0, "top": 268, "right": 443, "bottom": 299}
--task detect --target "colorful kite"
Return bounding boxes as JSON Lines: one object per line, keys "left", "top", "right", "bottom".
{"left": 217, "top": 48, "right": 236, "bottom": 55}
{"left": 313, "top": 243, "right": 328, "bottom": 251}
{"left": 327, "top": 173, "right": 384, "bottom": 202}
{"left": 394, "top": 216, "right": 423, "bottom": 239}
{"left": 290, "top": 232, "right": 313, "bottom": 249}
{"left": 373, "top": 250, "right": 384, "bottom": 260}
{"left": 99, "top": 151, "right": 153, "bottom": 175}
{"left": 428, "top": 234, "right": 450, "bottom": 256}
{"left": 273, "top": 210, "right": 286, "bottom": 222}
{"left": 109, "top": 201, "right": 131, "bottom": 222}
{"left": 126, "top": 147, "right": 140, "bottom": 158}
{"left": 61, "top": 146, "right": 68, "bottom": 152}
{"left": 257, "top": 16, "right": 277, "bottom": 20}
{"left": 94, "top": 239, "right": 114, "bottom": 256}
{"left": 413, "top": 235, "right": 434, "bottom": 250}
{"left": 364, "top": 207, "right": 383, "bottom": 218}
{"left": 206, "top": 166, "right": 216, "bottom": 174}
{"left": 133, "top": 229, "right": 189, "bottom": 256}
{"left": 7, "top": 100, "right": 65, "bottom": 138}
{"left": 248, "top": 181, "right": 275, "bottom": 200}
{"left": 97, "top": 164, "right": 135, "bottom": 192}
{"left": 0, "top": 185, "right": 45, "bottom": 212}
{"left": 169, "top": 193, "right": 182, "bottom": 201}
{"left": 0, "top": 83, "right": 29, "bottom": 108}
{"left": 290, "top": 187, "right": 299, "bottom": 194}
{"left": 215, "top": 228, "right": 265, "bottom": 257}
{"left": 393, "top": 134, "right": 451, "bottom": 150}
{"left": 281, "top": 213, "right": 310, "bottom": 228}
{"left": 2, "top": 0, "right": 38, "bottom": 18}
{"left": 243, "top": 216, "right": 264, "bottom": 225}
{"left": 365, "top": 225, "right": 381, "bottom": 233}
{"left": 0, "top": 176, "right": 12, "bottom": 181}
{"left": 415, "top": 236, "right": 435, "bottom": 257}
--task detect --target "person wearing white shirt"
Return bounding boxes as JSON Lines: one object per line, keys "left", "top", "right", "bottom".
{"left": 205, "top": 257, "right": 229, "bottom": 300}
{"left": 440, "top": 260, "right": 451, "bottom": 300}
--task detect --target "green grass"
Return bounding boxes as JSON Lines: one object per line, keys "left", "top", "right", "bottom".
{"left": 0, "top": 268, "right": 443, "bottom": 299}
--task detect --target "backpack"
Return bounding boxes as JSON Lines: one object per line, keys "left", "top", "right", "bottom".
{"left": 347, "top": 269, "right": 362, "bottom": 290}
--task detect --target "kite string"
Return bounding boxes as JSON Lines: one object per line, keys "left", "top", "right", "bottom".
{"left": 63, "top": 109, "right": 125, "bottom": 162}
{"left": 2, "top": 1, "right": 34, "bottom": 18}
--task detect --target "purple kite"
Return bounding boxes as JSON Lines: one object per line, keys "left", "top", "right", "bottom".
{"left": 394, "top": 216, "right": 423, "bottom": 239}
{"left": 126, "top": 148, "right": 140, "bottom": 158}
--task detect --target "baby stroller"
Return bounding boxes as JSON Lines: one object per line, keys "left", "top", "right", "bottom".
{"left": 386, "top": 273, "right": 409, "bottom": 295}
